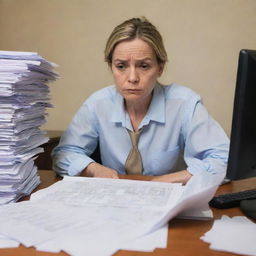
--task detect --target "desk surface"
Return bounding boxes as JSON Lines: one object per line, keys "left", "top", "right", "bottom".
{"left": 1, "top": 171, "right": 256, "bottom": 256}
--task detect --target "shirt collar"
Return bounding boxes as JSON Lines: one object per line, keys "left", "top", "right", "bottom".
{"left": 111, "top": 88, "right": 127, "bottom": 126}
{"left": 141, "top": 83, "right": 165, "bottom": 126}
{"left": 111, "top": 83, "right": 166, "bottom": 128}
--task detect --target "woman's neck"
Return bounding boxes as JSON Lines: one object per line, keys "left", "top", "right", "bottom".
{"left": 125, "top": 94, "right": 152, "bottom": 131}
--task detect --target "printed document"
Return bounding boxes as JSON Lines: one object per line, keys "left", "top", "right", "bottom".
{"left": 0, "top": 171, "right": 224, "bottom": 255}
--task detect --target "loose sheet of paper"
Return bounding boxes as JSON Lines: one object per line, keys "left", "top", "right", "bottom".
{"left": 31, "top": 176, "right": 183, "bottom": 209}
{"left": 0, "top": 234, "right": 19, "bottom": 249}
{"left": 201, "top": 215, "right": 256, "bottom": 256}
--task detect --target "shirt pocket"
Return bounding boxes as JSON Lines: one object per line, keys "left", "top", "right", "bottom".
{"left": 149, "top": 146, "right": 180, "bottom": 175}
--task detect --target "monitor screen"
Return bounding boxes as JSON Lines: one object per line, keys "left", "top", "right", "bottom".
{"left": 226, "top": 49, "right": 256, "bottom": 180}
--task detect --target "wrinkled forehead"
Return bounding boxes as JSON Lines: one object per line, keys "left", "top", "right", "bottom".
{"left": 112, "top": 39, "right": 156, "bottom": 61}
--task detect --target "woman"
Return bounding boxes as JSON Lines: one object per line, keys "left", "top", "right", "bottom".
{"left": 52, "top": 17, "right": 229, "bottom": 184}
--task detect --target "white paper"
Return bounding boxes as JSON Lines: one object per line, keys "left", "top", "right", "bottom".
{"left": 0, "top": 171, "right": 225, "bottom": 256}
{"left": 121, "top": 224, "right": 168, "bottom": 252}
{"left": 0, "top": 50, "right": 58, "bottom": 205}
{"left": 0, "top": 201, "right": 110, "bottom": 247}
{"left": 201, "top": 215, "right": 256, "bottom": 256}
{"left": 0, "top": 234, "right": 19, "bottom": 249}
{"left": 148, "top": 171, "right": 224, "bottom": 231}
{"left": 31, "top": 176, "right": 183, "bottom": 209}
{"left": 177, "top": 204, "right": 213, "bottom": 220}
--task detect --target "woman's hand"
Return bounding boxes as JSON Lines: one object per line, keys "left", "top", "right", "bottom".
{"left": 81, "top": 162, "right": 119, "bottom": 179}
{"left": 151, "top": 170, "right": 192, "bottom": 184}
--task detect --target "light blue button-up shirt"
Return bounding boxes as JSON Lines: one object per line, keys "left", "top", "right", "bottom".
{"left": 52, "top": 83, "right": 229, "bottom": 177}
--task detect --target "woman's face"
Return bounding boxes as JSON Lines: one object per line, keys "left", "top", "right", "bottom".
{"left": 111, "top": 38, "right": 163, "bottom": 106}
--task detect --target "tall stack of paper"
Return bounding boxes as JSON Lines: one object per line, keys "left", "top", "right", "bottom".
{"left": 0, "top": 50, "right": 58, "bottom": 205}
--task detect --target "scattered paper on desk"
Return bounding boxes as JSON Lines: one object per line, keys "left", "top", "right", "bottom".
{"left": 120, "top": 224, "right": 168, "bottom": 252}
{"left": 0, "top": 50, "right": 58, "bottom": 204}
{"left": 201, "top": 215, "right": 256, "bottom": 256}
{"left": 0, "top": 172, "right": 224, "bottom": 255}
{"left": 0, "top": 234, "right": 19, "bottom": 249}
{"left": 177, "top": 205, "right": 213, "bottom": 220}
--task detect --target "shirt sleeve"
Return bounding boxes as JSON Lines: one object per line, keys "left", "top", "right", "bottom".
{"left": 182, "top": 97, "right": 230, "bottom": 176}
{"left": 51, "top": 101, "right": 99, "bottom": 176}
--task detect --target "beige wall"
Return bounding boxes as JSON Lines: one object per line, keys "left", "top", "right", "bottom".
{"left": 0, "top": 0, "right": 255, "bottom": 135}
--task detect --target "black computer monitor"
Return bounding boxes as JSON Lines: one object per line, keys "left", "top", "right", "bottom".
{"left": 226, "top": 49, "right": 256, "bottom": 180}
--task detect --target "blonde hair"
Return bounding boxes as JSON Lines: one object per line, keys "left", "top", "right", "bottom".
{"left": 104, "top": 17, "right": 168, "bottom": 66}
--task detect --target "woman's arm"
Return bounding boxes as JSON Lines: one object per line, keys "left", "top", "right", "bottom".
{"left": 52, "top": 102, "right": 99, "bottom": 176}
{"left": 183, "top": 100, "right": 229, "bottom": 177}
{"left": 81, "top": 162, "right": 119, "bottom": 179}
{"left": 151, "top": 170, "right": 192, "bottom": 184}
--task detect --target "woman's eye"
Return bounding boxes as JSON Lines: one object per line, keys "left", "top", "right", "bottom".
{"left": 116, "top": 64, "right": 126, "bottom": 70}
{"left": 140, "top": 63, "right": 150, "bottom": 70}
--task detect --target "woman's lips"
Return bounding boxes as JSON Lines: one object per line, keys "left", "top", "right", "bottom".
{"left": 125, "top": 89, "right": 142, "bottom": 93}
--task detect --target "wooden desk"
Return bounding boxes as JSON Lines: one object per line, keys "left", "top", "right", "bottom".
{"left": 1, "top": 171, "right": 256, "bottom": 256}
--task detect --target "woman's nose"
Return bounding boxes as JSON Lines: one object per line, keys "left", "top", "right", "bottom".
{"left": 128, "top": 67, "right": 139, "bottom": 84}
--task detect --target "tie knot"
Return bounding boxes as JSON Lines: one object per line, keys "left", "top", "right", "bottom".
{"left": 128, "top": 129, "right": 142, "bottom": 146}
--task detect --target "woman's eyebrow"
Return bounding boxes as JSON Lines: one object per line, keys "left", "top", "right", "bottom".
{"left": 137, "top": 57, "right": 153, "bottom": 61}
{"left": 113, "top": 59, "right": 127, "bottom": 62}
{"left": 113, "top": 57, "right": 153, "bottom": 62}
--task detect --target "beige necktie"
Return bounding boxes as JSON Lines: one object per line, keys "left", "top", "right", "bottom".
{"left": 125, "top": 129, "right": 143, "bottom": 174}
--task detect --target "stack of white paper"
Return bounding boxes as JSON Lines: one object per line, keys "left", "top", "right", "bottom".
{"left": 0, "top": 50, "right": 58, "bottom": 204}
{"left": 0, "top": 172, "right": 224, "bottom": 255}
{"left": 201, "top": 215, "right": 256, "bottom": 256}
